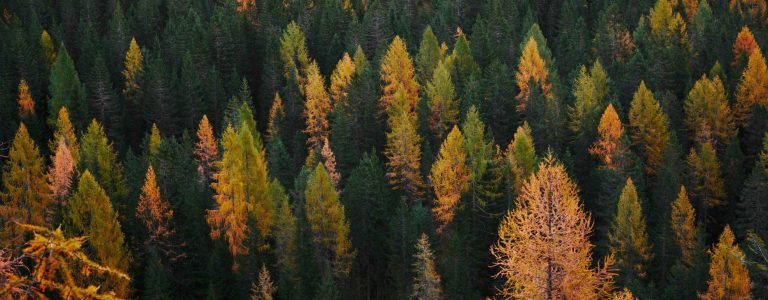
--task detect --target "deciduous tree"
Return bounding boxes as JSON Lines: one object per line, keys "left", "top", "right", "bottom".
{"left": 410, "top": 233, "right": 442, "bottom": 300}
{"left": 194, "top": 115, "right": 218, "bottom": 182}
{"left": 628, "top": 81, "right": 670, "bottom": 174}
{"left": 515, "top": 37, "right": 553, "bottom": 112}
{"left": 700, "top": 226, "right": 752, "bottom": 300}
{"left": 430, "top": 126, "right": 469, "bottom": 233}
{"left": 684, "top": 75, "right": 736, "bottom": 147}
{"left": 608, "top": 178, "right": 653, "bottom": 286}
{"left": 380, "top": 36, "right": 419, "bottom": 112}
{"left": 304, "top": 61, "right": 331, "bottom": 151}
{"left": 427, "top": 61, "right": 458, "bottom": 141}
{"left": 734, "top": 48, "right": 768, "bottom": 123}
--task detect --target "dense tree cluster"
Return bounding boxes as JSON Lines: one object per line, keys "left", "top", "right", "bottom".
{"left": 2, "top": 0, "right": 768, "bottom": 299}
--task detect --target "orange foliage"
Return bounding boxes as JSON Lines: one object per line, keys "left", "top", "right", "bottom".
{"left": 136, "top": 166, "right": 177, "bottom": 256}
{"left": 16, "top": 79, "right": 34, "bottom": 118}
{"left": 321, "top": 137, "right": 341, "bottom": 189}
{"left": 195, "top": 115, "right": 218, "bottom": 181}
{"left": 735, "top": 49, "right": 768, "bottom": 122}
{"left": 700, "top": 226, "right": 752, "bottom": 299}
{"left": 267, "top": 92, "right": 285, "bottom": 140}
{"left": 515, "top": 37, "right": 552, "bottom": 111}
{"left": 304, "top": 61, "right": 331, "bottom": 151}
{"left": 430, "top": 126, "right": 469, "bottom": 233}
{"left": 733, "top": 26, "right": 761, "bottom": 64}
{"left": 589, "top": 104, "right": 624, "bottom": 169}
{"left": 47, "top": 138, "right": 76, "bottom": 203}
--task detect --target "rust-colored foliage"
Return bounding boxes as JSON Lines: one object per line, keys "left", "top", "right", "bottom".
{"left": 491, "top": 155, "right": 616, "bottom": 299}
{"left": 195, "top": 115, "right": 218, "bottom": 182}
{"left": 49, "top": 107, "right": 79, "bottom": 163}
{"left": 733, "top": 26, "right": 761, "bottom": 65}
{"left": 47, "top": 138, "right": 76, "bottom": 205}
{"left": 590, "top": 104, "right": 624, "bottom": 169}
{"left": 430, "top": 126, "right": 469, "bottom": 233}
{"left": 16, "top": 79, "right": 34, "bottom": 118}
{"left": 515, "top": 37, "right": 553, "bottom": 111}
{"left": 137, "top": 166, "right": 178, "bottom": 258}
{"left": 729, "top": 0, "right": 768, "bottom": 22}
{"left": 320, "top": 138, "right": 341, "bottom": 190}
{"left": 304, "top": 61, "right": 331, "bottom": 151}
{"left": 700, "top": 226, "right": 752, "bottom": 299}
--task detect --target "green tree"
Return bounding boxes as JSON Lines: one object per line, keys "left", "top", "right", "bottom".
{"left": 736, "top": 133, "right": 768, "bottom": 240}
{"left": 79, "top": 120, "right": 128, "bottom": 201}
{"left": 628, "top": 81, "right": 670, "bottom": 175}
{"left": 686, "top": 141, "right": 726, "bottom": 231}
{"left": 608, "top": 178, "right": 653, "bottom": 289}
{"left": 410, "top": 233, "right": 442, "bottom": 300}
{"left": 426, "top": 60, "right": 459, "bottom": 141}
{"left": 48, "top": 43, "right": 87, "bottom": 129}
{"left": 415, "top": 26, "right": 441, "bottom": 85}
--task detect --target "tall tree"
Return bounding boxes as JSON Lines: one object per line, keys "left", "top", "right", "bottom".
{"left": 49, "top": 107, "right": 80, "bottom": 163}
{"left": 304, "top": 61, "right": 331, "bottom": 152}
{"left": 279, "top": 21, "right": 310, "bottom": 84}
{"left": 380, "top": 36, "right": 420, "bottom": 112}
{"left": 505, "top": 123, "right": 537, "bottom": 198}
{"left": 686, "top": 141, "right": 726, "bottom": 229}
{"left": 385, "top": 89, "right": 425, "bottom": 201}
{"left": 608, "top": 178, "right": 653, "bottom": 288}
{"left": 736, "top": 133, "right": 768, "bottom": 240}
{"left": 589, "top": 104, "right": 625, "bottom": 170}
{"left": 47, "top": 138, "right": 76, "bottom": 224}
{"left": 415, "top": 26, "right": 441, "bottom": 85}
{"left": 16, "top": 79, "right": 35, "bottom": 121}
{"left": 683, "top": 75, "right": 736, "bottom": 147}
{"left": 515, "top": 37, "right": 553, "bottom": 112}
{"left": 48, "top": 44, "right": 87, "bottom": 129}
{"left": 79, "top": 120, "right": 128, "bottom": 201}
{"left": 426, "top": 60, "right": 458, "bottom": 141}
{"left": 734, "top": 47, "right": 768, "bottom": 124}
{"left": 491, "top": 154, "right": 616, "bottom": 299}
{"left": 122, "top": 37, "right": 144, "bottom": 145}
{"left": 569, "top": 60, "right": 610, "bottom": 168}
{"left": 304, "top": 163, "right": 355, "bottom": 277}
{"left": 329, "top": 53, "right": 355, "bottom": 106}
{"left": 250, "top": 265, "right": 277, "bottom": 300}
{"left": 628, "top": 81, "right": 670, "bottom": 175}
{"left": 195, "top": 115, "right": 218, "bottom": 182}
{"left": 430, "top": 126, "right": 469, "bottom": 233}
{"left": 701, "top": 226, "right": 752, "bottom": 300}
{"left": 410, "top": 233, "right": 442, "bottom": 300}
{"left": 1, "top": 124, "right": 50, "bottom": 248}
{"left": 137, "top": 165, "right": 179, "bottom": 259}
{"left": 66, "top": 171, "right": 131, "bottom": 297}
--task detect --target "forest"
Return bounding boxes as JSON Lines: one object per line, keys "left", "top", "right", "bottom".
{"left": 1, "top": 0, "right": 768, "bottom": 299}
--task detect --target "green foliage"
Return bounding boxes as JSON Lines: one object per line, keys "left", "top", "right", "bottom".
{"left": 48, "top": 44, "right": 87, "bottom": 129}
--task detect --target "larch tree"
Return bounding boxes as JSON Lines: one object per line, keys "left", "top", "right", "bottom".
{"left": 49, "top": 106, "right": 79, "bottom": 163}
{"left": 415, "top": 26, "right": 442, "bottom": 85}
{"left": 700, "top": 226, "right": 752, "bottom": 300}
{"left": 40, "top": 30, "right": 56, "bottom": 65}
{"left": 430, "top": 126, "right": 469, "bottom": 233}
{"left": 590, "top": 104, "right": 625, "bottom": 170}
{"left": 267, "top": 93, "right": 285, "bottom": 141}
{"left": 426, "top": 60, "right": 459, "bottom": 141}
{"left": 66, "top": 171, "right": 131, "bottom": 297}
{"left": 628, "top": 81, "right": 670, "bottom": 175}
{"left": 147, "top": 123, "right": 163, "bottom": 163}
{"left": 671, "top": 186, "right": 699, "bottom": 267}
{"left": 279, "top": 21, "right": 310, "bottom": 84}
{"left": 491, "top": 154, "right": 616, "bottom": 299}
{"left": 194, "top": 115, "right": 218, "bottom": 182}
{"left": 683, "top": 75, "right": 736, "bottom": 147}
{"left": 732, "top": 26, "right": 760, "bottom": 66}
{"left": 462, "top": 106, "right": 498, "bottom": 216}
{"left": 734, "top": 47, "right": 768, "bottom": 123}
{"left": 79, "top": 120, "right": 128, "bottom": 200}
{"left": 48, "top": 43, "right": 87, "bottom": 129}
{"left": 505, "top": 123, "right": 537, "bottom": 197}
{"left": 304, "top": 163, "right": 355, "bottom": 277}
{"left": 320, "top": 137, "right": 341, "bottom": 189}
{"left": 515, "top": 37, "right": 553, "bottom": 112}
{"left": 329, "top": 53, "right": 355, "bottom": 106}
{"left": 608, "top": 178, "right": 653, "bottom": 287}
{"left": 208, "top": 123, "right": 273, "bottom": 266}
{"left": 16, "top": 79, "right": 35, "bottom": 120}
{"left": 569, "top": 60, "right": 610, "bottom": 152}
{"left": 47, "top": 138, "right": 76, "bottom": 224}
{"left": 686, "top": 141, "right": 726, "bottom": 227}
{"left": 122, "top": 37, "right": 143, "bottom": 103}
{"left": 380, "top": 36, "right": 420, "bottom": 113}
{"left": 137, "top": 165, "right": 178, "bottom": 259}
{"left": 304, "top": 61, "right": 332, "bottom": 152}
{"left": 410, "top": 233, "right": 442, "bottom": 300}
{"left": 385, "top": 88, "right": 425, "bottom": 201}
{"left": 250, "top": 264, "right": 277, "bottom": 300}
{"left": 1, "top": 124, "right": 50, "bottom": 248}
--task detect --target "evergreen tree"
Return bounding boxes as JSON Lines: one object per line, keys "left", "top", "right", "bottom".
{"left": 736, "top": 133, "right": 768, "bottom": 240}
{"left": 48, "top": 44, "right": 88, "bottom": 129}
{"left": 79, "top": 120, "right": 128, "bottom": 201}
{"left": 0, "top": 124, "right": 49, "bottom": 248}
{"left": 410, "top": 233, "right": 442, "bottom": 300}
{"left": 686, "top": 141, "right": 726, "bottom": 231}
{"left": 504, "top": 123, "right": 537, "bottom": 199}
{"left": 415, "top": 26, "right": 441, "bottom": 85}
{"left": 426, "top": 60, "right": 459, "bottom": 141}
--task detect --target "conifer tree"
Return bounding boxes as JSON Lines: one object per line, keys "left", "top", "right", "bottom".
{"left": 491, "top": 155, "right": 616, "bottom": 299}
{"left": 48, "top": 44, "right": 87, "bottom": 129}
{"left": 1, "top": 124, "right": 49, "bottom": 248}
{"left": 734, "top": 48, "right": 768, "bottom": 123}
{"left": 426, "top": 61, "right": 458, "bottom": 140}
{"left": 195, "top": 115, "right": 218, "bottom": 182}
{"left": 415, "top": 26, "right": 441, "bottom": 85}
{"left": 569, "top": 60, "right": 610, "bottom": 156}
{"left": 49, "top": 107, "right": 80, "bottom": 163}
{"left": 47, "top": 138, "right": 75, "bottom": 224}
{"left": 515, "top": 37, "right": 553, "bottom": 112}
{"left": 684, "top": 75, "right": 736, "bottom": 146}
{"left": 122, "top": 37, "right": 143, "bottom": 101}
{"left": 250, "top": 265, "right": 277, "bottom": 300}
{"left": 430, "top": 126, "right": 469, "bottom": 233}
{"left": 608, "top": 178, "right": 653, "bottom": 287}
{"left": 701, "top": 226, "right": 752, "bottom": 300}
{"left": 79, "top": 120, "right": 128, "bottom": 200}
{"left": 66, "top": 171, "right": 131, "bottom": 297}
{"left": 590, "top": 104, "right": 625, "bottom": 170}
{"left": 628, "top": 81, "right": 670, "bottom": 175}
{"left": 732, "top": 26, "right": 760, "bottom": 67}
{"left": 137, "top": 165, "right": 179, "bottom": 258}
{"left": 462, "top": 106, "right": 498, "bottom": 215}
{"left": 505, "top": 123, "right": 537, "bottom": 197}
{"left": 736, "top": 133, "right": 768, "bottom": 239}
{"left": 385, "top": 89, "right": 425, "bottom": 201}
{"left": 279, "top": 21, "right": 310, "bottom": 84}
{"left": 329, "top": 53, "right": 355, "bottom": 105}
{"left": 304, "top": 163, "right": 355, "bottom": 277}
{"left": 686, "top": 141, "right": 726, "bottom": 227}
{"left": 16, "top": 79, "right": 35, "bottom": 120}
{"left": 40, "top": 30, "right": 56, "bottom": 65}
{"left": 410, "top": 233, "right": 442, "bottom": 300}
{"left": 267, "top": 93, "right": 285, "bottom": 141}
{"left": 380, "top": 36, "right": 420, "bottom": 112}
{"left": 304, "top": 61, "right": 331, "bottom": 151}
{"left": 671, "top": 186, "right": 699, "bottom": 267}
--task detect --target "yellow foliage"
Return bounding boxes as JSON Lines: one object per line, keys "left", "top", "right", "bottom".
{"left": 590, "top": 104, "right": 624, "bottom": 169}
{"left": 430, "top": 126, "right": 469, "bottom": 233}
{"left": 330, "top": 52, "right": 355, "bottom": 105}
{"left": 735, "top": 48, "right": 768, "bottom": 123}
{"left": 515, "top": 37, "right": 553, "bottom": 111}
{"left": 700, "top": 226, "right": 752, "bottom": 299}
{"left": 304, "top": 61, "right": 331, "bottom": 151}
{"left": 380, "top": 36, "right": 420, "bottom": 112}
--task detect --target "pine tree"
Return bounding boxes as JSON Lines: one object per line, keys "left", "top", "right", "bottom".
{"left": 48, "top": 44, "right": 87, "bottom": 129}
{"left": 628, "top": 81, "right": 670, "bottom": 175}
{"left": 426, "top": 61, "right": 458, "bottom": 141}
{"left": 304, "top": 61, "right": 331, "bottom": 151}
{"left": 195, "top": 115, "right": 218, "bottom": 182}
{"left": 380, "top": 36, "right": 420, "bottom": 112}
{"left": 736, "top": 133, "right": 768, "bottom": 239}
{"left": 385, "top": 89, "right": 425, "bottom": 201}
{"left": 66, "top": 171, "right": 131, "bottom": 297}
{"left": 410, "top": 233, "right": 442, "bottom": 300}
{"left": 734, "top": 47, "right": 768, "bottom": 123}
{"left": 208, "top": 123, "right": 272, "bottom": 265}
{"left": 684, "top": 75, "right": 736, "bottom": 147}
{"left": 329, "top": 53, "right": 355, "bottom": 105}
{"left": 515, "top": 37, "right": 553, "bottom": 112}
{"left": 1, "top": 124, "right": 50, "bottom": 248}
{"left": 491, "top": 154, "right": 616, "bottom": 299}
{"left": 49, "top": 107, "right": 80, "bottom": 163}
{"left": 415, "top": 26, "right": 441, "bottom": 85}
{"left": 701, "top": 226, "right": 752, "bottom": 300}
{"left": 430, "top": 126, "right": 469, "bottom": 233}
{"left": 608, "top": 178, "right": 653, "bottom": 287}
{"left": 304, "top": 163, "right": 355, "bottom": 277}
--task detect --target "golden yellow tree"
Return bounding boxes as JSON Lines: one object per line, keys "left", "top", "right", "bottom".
{"left": 329, "top": 52, "right": 355, "bottom": 105}
{"left": 17, "top": 79, "right": 35, "bottom": 118}
{"left": 385, "top": 88, "right": 425, "bottom": 200}
{"left": 267, "top": 93, "right": 285, "bottom": 140}
{"left": 515, "top": 37, "right": 553, "bottom": 112}
{"left": 121, "top": 37, "right": 143, "bottom": 99}
{"left": 628, "top": 81, "right": 670, "bottom": 174}
{"left": 195, "top": 115, "right": 218, "bottom": 181}
{"left": 430, "top": 126, "right": 469, "bottom": 233}
{"left": 505, "top": 122, "right": 537, "bottom": 196}
{"left": 671, "top": 186, "right": 698, "bottom": 267}
{"left": 49, "top": 106, "right": 79, "bottom": 163}
{"left": 734, "top": 48, "right": 768, "bottom": 123}
{"left": 491, "top": 154, "right": 616, "bottom": 299}
{"left": 589, "top": 104, "right": 624, "bottom": 169}
{"left": 137, "top": 166, "right": 178, "bottom": 258}
{"left": 40, "top": 30, "right": 56, "bottom": 65}
{"left": 684, "top": 75, "right": 736, "bottom": 146}
{"left": 380, "top": 36, "right": 420, "bottom": 112}
{"left": 426, "top": 60, "right": 459, "bottom": 140}
{"left": 608, "top": 178, "right": 653, "bottom": 284}
{"left": 700, "top": 226, "right": 752, "bottom": 300}
{"left": 733, "top": 26, "right": 760, "bottom": 65}
{"left": 304, "top": 61, "right": 331, "bottom": 151}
